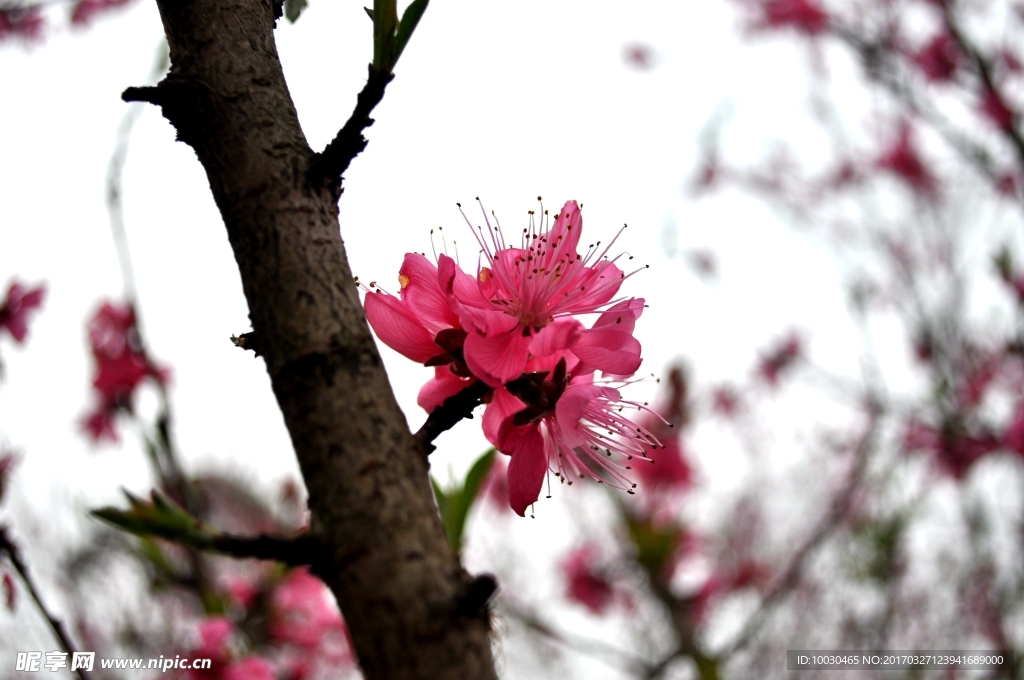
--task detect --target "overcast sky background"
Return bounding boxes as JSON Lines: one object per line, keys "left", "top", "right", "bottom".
{"left": 0, "top": 1, "right": 908, "bottom": 676}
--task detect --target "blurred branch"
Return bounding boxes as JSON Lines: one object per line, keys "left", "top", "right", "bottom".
{"left": 719, "top": 411, "right": 881, "bottom": 659}
{"left": 0, "top": 526, "right": 91, "bottom": 680}
{"left": 939, "top": 5, "right": 1024, "bottom": 175}
{"left": 92, "top": 490, "right": 324, "bottom": 568}
{"left": 498, "top": 600, "right": 650, "bottom": 676}
{"left": 106, "top": 40, "right": 169, "bottom": 308}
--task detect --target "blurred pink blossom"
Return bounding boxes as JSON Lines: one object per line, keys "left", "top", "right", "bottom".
{"left": 561, "top": 544, "right": 618, "bottom": 615}
{"left": 756, "top": 0, "right": 829, "bottom": 35}
{"left": 0, "top": 280, "right": 45, "bottom": 344}
{"left": 0, "top": 7, "right": 43, "bottom": 42}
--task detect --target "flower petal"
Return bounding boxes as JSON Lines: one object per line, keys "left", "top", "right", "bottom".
{"left": 505, "top": 423, "right": 547, "bottom": 516}
{"left": 529, "top": 319, "right": 583, "bottom": 357}
{"left": 546, "top": 201, "right": 583, "bottom": 270}
{"left": 554, "top": 383, "right": 620, "bottom": 449}
{"left": 483, "top": 387, "right": 526, "bottom": 445}
{"left": 417, "top": 366, "right": 474, "bottom": 413}
{"left": 463, "top": 327, "right": 531, "bottom": 387}
{"left": 363, "top": 292, "right": 438, "bottom": 363}
{"left": 573, "top": 328, "right": 642, "bottom": 376}
{"left": 399, "top": 253, "right": 459, "bottom": 335}
{"left": 592, "top": 298, "right": 645, "bottom": 334}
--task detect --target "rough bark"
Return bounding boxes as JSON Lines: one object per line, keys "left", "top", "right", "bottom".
{"left": 125, "top": 1, "right": 498, "bottom": 678}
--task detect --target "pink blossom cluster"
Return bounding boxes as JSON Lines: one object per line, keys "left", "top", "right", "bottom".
{"left": 179, "top": 568, "right": 352, "bottom": 680}
{"left": 80, "top": 302, "right": 169, "bottom": 442}
{"left": 363, "top": 200, "right": 663, "bottom": 516}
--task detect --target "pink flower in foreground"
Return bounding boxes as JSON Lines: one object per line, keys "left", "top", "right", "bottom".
{"left": 0, "top": 281, "right": 45, "bottom": 344}
{"left": 444, "top": 200, "right": 644, "bottom": 386}
{"left": 363, "top": 253, "right": 479, "bottom": 412}
{"left": 80, "top": 302, "right": 169, "bottom": 443}
{"left": 876, "top": 122, "right": 936, "bottom": 193}
{"left": 562, "top": 544, "right": 619, "bottom": 615}
{"left": 363, "top": 253, "right": 463, "bottom": 366}
{"left": 757, "top": 0, "right": 829, "bottom": 35}
{"left": 483, "top": 355, "right": 663, "bottom": 516}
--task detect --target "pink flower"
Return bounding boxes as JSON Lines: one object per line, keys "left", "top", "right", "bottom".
{"left": 913, "top": 33, "right": 960, "bottom": 82}
{"left": 80, "top": 302, "right": 169, "bottom": 443}
{"left": 876, "top": 122, "right": 936, "bottom": 193}
{"left": 70, "top": 0, "right": 134, "bottom": 26}
{"left": 980, "top": 86, "right": 1015, "bottom": 131}
{"left": 756, "top": 332, "right": 803, "bottom": 386}
{"left": 363, "top": 253, "right": 481, "bottom": 413}
{"left": 444, "top": 200, "right": 644, "bottom": 386}
{"left": 179, "top": 616, "right": 233, "bottom": 679}
{"left": 484, "top": 355, "right": 662, "bottom": 516}
{"left": 902, "top": 418, "right": 999, "bottom": 479}
{"left": 196, "top": 617, "right": 234, "bottom": 659}
{"left": 269, "top": 568, "right": 350, "bottom": 663}
{"left": 757, "top": 0, "right": 829, "bottom": 35}
{"left": 0, "top": 7, "right": 44, "bottom": 42}
{"left": 632, "top": 434, "right": 691, "bottom": 496}
{"left": 0, "top": 281, "right": 45, "bottom": 344}
{"left": 363, "top": 253, "right": 463, "bottom": 365}
{"left": 562, "top": 544, "right": 618, "bottom": 615}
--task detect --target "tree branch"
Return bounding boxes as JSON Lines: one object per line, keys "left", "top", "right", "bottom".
{"left": 719, "top": 413, "right": 880, "bottom": 659}
{"left": 0, "top": 526, "right": 91, "bottom": 680}
{"left": 309, "top": 64, "right": 394, "bottom": 192}
{"left": 129, "top": 2, "right": 497, "bottom": 678}
{"left": 415, "top": 380, "right": 492, "bottom": 456}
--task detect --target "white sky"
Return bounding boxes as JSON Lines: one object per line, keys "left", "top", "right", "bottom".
{"left": 0, "top": 1, "right": 890, "bottom": 676}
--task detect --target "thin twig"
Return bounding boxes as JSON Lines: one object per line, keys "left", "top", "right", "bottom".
{"left": 0, "top": 526, "right": 91, "bottom": 680}
{"left": 309, "top": 64, "right": 394, "bottom": 191}
{"left": 414, "top": 380, "right": 492, "bottom": 456}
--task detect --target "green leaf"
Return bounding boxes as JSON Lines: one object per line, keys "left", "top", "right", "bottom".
{"left": 432, "top": 448, "right": 496, "bottom": 555}
{"left": 394, "top": 0, "right": 429, "bottom": 64}
{"left": 284, "top": 0, "right": 308, "bottom": 23}
{"left": 91, "top": 489, "right": 218, "bottom": 547}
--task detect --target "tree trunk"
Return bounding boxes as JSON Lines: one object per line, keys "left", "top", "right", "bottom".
{"left": 126, "top": 1, "right": 498, "bottom": 678}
